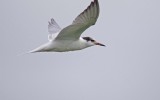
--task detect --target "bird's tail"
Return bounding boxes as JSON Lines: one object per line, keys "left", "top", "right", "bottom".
{"left": 29, "top": 45, "right": 47, "bottom": 53}
{"left": 16, "top": 51, "right": 31, "bottom": 56}
{"left": 29, "top": 48, "right": 41, "bottom": 53}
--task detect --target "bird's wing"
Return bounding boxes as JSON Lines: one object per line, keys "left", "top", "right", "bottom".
{"left": 48, "top": 18, "right": 61, "bottom": 41}
{"left": 55, "top": 0, "right": 99, "bottom": 40}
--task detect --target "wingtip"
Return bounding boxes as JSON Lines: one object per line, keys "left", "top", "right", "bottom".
{"left": 94, "top": 0, "right": 98, "bottom": 3}
{"left": 84, "top": 0, "right": 99, "bottom": 14}
{"left": 28, "top": 50, "right": 36, "bottom": 53}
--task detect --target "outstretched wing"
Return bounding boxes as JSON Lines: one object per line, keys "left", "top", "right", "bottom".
{"left": 55, "top": 0, "right": 99, "bottom": 40}
{"left": 48, "top": 18, "right": 61, "bottom": 41}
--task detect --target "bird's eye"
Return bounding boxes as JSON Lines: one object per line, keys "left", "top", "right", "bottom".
{"left": 91, "top": 40, "right": 95, "bottom": 42}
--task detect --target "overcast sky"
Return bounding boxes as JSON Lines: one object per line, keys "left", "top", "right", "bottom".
{"left": 1, "top": 0, "right": 160, "bottom": 100}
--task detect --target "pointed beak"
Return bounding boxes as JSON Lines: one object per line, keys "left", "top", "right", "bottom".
{"left": 94, "top": 42, "right": 106, "bottom": 47}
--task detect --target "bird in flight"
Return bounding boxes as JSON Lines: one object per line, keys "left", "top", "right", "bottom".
{"left": 30, "top": 0, "right": 105, "bottom": 53}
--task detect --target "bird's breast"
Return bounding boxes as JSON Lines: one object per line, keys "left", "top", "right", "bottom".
{"left": 48, "top": 40, "right": 87, "bottom": 52}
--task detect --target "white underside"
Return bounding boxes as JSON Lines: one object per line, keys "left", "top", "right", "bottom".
{"left": 30, "top": 38, "right": 92, "bottom": 53}
{"left": 30, "top": 0, "right": 99, "bottom": 53}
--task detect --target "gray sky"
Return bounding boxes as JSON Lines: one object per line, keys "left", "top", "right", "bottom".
{"left": 1, "top": 0, "right": 160, "bottom": 100}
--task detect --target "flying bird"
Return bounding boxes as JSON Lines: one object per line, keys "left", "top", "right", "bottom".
{"left": 30, "top": 0, "right": 105, "bottom": 53}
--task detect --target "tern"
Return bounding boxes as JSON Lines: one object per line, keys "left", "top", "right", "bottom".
{"left": 30, "top": 0, "right": 105, "bottom": 53}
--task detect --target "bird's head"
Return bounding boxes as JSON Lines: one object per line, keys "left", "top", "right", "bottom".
{"left": 82, "top": 37, "right": 105, "bottom": 47}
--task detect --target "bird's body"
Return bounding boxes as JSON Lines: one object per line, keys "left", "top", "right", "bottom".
{"left": 31, "top": 37, "right": 90, "bottom": 52}
{"left": 30, "top": 0, "right": 105, "bottom": 53}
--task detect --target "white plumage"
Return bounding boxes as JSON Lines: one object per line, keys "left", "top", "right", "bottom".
{"left": 30, "top": 0, "right": 105, "bottom": 53}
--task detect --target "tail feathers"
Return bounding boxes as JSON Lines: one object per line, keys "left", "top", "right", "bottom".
{"left": 29, "top": 49, "right": 38, "bottom": 53}
{"left": 29, "top": 48, "right": 43, "bottom": 53}
{"left": 16, "top": 46, "right": 46, "bottom": 56}
{"left": 29, "top": 44, "right": 49, "bottom": 53}
{"left": 17, "top": 49, "right": 41, "bottom": 56}
{"left": 17, "top": 51, "right": 30, "bottom": 56}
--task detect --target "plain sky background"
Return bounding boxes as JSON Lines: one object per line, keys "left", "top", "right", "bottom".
{"left": 1, "top": 0, "right": 160, "bottom": 100}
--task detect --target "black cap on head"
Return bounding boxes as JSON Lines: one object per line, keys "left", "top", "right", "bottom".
{"left": 83, "top": 37, "right": 105, "bottom": 46}
{"left": 82, "top": 37, "right": 95, "bottom": 42}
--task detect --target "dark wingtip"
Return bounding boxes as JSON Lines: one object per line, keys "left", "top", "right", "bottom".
{"left": 94, "top": 0, "right": 99, "bottom": 5}
{"left": 72, "top": 0, "right": 100, "bottom": 24}
{"left": 83, "top": 0, "right": 99, "bottom": 14}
